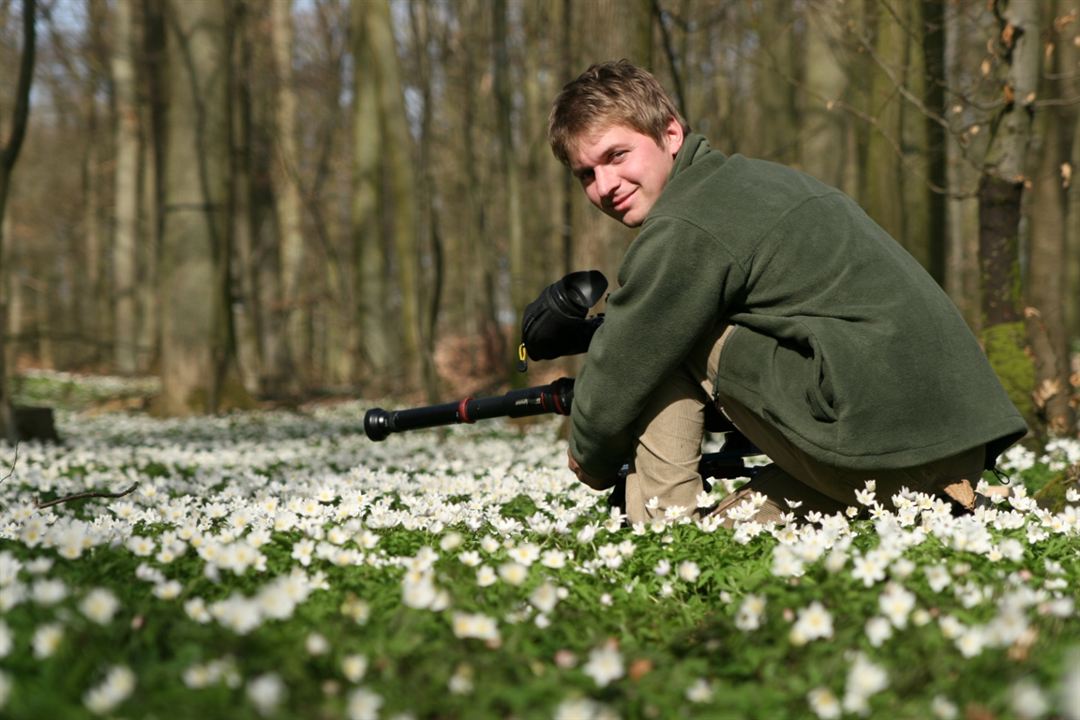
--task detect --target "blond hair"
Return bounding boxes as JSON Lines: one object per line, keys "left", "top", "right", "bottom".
{"left": 548, "top": 60, "right": 687, "bottom": 167}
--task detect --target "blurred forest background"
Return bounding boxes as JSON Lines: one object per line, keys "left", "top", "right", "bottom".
{"left": 0, "top": 0, "right": 1078, "bottom": 440}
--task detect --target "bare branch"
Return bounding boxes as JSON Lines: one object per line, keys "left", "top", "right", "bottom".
{"left": 36, "top": 483, "right": 139, "bottom": 510}
{"left": 0, "top": 443, "right": 18, "bottom": 484}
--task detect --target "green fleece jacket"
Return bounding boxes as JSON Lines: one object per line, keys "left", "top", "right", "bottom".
{"left": 570, "top": 134, "right": 1027, "bottom": 479}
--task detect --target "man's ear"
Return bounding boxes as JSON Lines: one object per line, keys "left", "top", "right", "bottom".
{"left": 664, "top": 117, "right": 684, "bottom": 156}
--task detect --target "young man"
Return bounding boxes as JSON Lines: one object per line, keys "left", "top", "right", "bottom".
{"left": 550, "top": 60, "right": 1027, "bottom": 525}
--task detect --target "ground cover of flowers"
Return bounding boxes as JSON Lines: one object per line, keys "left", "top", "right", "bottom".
{"left": 0, "top": 376, "right": 1078, "bottom": 719}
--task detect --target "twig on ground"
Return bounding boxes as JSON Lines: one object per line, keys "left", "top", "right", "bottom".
{"left": 0, "top": 443, "right": 19, "bottom": 485}
{"left": 36, "top": 483, "right": 139, "bottom": 510}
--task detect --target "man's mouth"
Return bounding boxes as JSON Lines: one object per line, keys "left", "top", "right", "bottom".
{"left": 612, "top": 189, "right": 636, "bottom": 212}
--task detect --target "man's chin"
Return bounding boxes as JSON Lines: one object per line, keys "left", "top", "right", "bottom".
{"left": 604, "top": 208, "right": 643, "bottom": 228}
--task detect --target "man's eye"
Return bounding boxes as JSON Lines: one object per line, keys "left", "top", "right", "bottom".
{"left": 611, "top": 151, "right": 627, "bottom": 161}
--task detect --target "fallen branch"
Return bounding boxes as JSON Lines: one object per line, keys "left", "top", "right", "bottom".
{"left": 36, "top": 483, "right": 139, "bottom": 510}
{"left": 0, "top": 443, "right": 18, "bottom": 484}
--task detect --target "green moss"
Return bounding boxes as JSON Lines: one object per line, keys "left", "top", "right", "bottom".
{"left": 184, "top": 386, "right": 209, "bottom": 414}
{"left": 1034, "top": 463, "right": 1079, "bottom": 513}
{"left": 981, "top": 321, "right": 1036, "bottom": 426}
{"left": 217, "top": 373, "right": 257, "bottom": 411}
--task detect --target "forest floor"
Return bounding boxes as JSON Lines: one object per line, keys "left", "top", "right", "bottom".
{"left": 0, "top": 370, "right": 1076, "bottom": 718}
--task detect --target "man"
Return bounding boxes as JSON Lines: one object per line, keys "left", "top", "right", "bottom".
{"left": 550, "top": 60, "right": 1027, "bottom": 526}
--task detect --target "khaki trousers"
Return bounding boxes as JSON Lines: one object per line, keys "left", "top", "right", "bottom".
{"left": 623, "top": 324, "right": 985, "bottom": 526}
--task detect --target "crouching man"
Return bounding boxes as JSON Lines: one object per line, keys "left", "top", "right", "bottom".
{"left": 551, "top": 60, "right": 1027, "bottom": 525}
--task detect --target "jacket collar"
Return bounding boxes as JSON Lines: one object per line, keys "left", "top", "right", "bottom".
{"left": 669, "top": 132, "right": 716, "bottom": 179}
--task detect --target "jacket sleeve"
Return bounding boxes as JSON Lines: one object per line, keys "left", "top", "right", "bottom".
{"left": 569, "top": 216, "right": 748, "bottom": 478}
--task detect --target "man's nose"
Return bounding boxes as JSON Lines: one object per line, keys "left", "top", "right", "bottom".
{"left": 594, "top": 166, "right": 618, "bottom": 197}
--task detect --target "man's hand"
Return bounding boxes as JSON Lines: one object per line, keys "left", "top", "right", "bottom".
{"left": 567, "top": 448, "right": 616, "bottom": 490}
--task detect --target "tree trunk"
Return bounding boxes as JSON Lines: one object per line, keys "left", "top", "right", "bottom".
{"left": 493, "top": 0, "right": 526, "bottom": 381}
{"left": 458, "top": 0, "right": 504, "bottom": 375}
{"left": 978, "top": 0, "right": 1040, "bottom": 429}
{"left": 751, "top": 0, "right": 797, "bottom": 163}
{"left": 237, "top": 1, "right": 289, "bottom": 397}
{"left": 0, "top": 0, "right": 36, "bottom": 441}
{"left": 800, "top": 2, "right": 847, "bottom": 186}
{"left": 408, "top": 1, "right": 443, "bottom": 401}
{"left": 138, "top": 0, "right": 166, "bottom": 374}
{"left": 112, "top": 0, "right": 140, "bottom": 374}
{"left": 629, "top": 0, "right": 653, "bottom": 69}
{"left": 921, "top": 0, "right": 948, "bottom": 284}
{"left": 270, "top": 0, "right": 304, "bottom": 391}
{"left": 159, "top": 0, "right": 251, "bottom": 414}
{"left": 862, "top": 0, "right": 906, "bottom": 246}
{"left": 363, "top": 0, "right": 424, "bottom": 391}
{"left": 899, "top": 1, "right": 932, "bottom": 274}
{"left": 522, "top": 0, "right": 554, "bottom": 299}
{"left": 1061, "top": 1, "right": 1080, "bottom": 383}
{"left": 230, "top": 0, "right": 263, "bottom": 391}
{"left": 1025, "top": 0, "right": 1075, "bottom": 435}
{"left": 351, "top": 0, "right": 392, "bottom": 391}
{"left": 80, "top": 0, "right": 110, "bottom": 368}
{"left": 944, "top": 0, "right": 985, "bottom": 328}
{"left": 559, "top": 0, "right": 574, "bottom": 276}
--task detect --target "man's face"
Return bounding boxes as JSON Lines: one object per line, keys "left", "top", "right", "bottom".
{"left": 568, "top": 119, "right": 684, "bottom": 228}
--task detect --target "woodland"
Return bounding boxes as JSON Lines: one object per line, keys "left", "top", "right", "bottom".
{"left": 0, "top": 0, "right": 1077, "bottom": 440}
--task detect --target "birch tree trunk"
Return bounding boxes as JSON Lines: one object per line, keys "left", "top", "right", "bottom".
{"left": 112, "top": 0, "right": 140, "bottom": 374}
{"left": 0, "top": 0, "right": 35, "bottom": 441}
{"left": 159, "top": 0, "right": 251, "bottom": 414}
{"left": 978, "top": 0, "right": 1040, "bottom": 428}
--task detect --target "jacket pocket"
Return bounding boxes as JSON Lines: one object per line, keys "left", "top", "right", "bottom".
{"left": 804, "top": 336, "right": 837, "bottom": 423}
